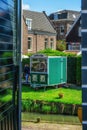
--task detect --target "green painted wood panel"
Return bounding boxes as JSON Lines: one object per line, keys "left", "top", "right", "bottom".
{"left": 48, "top": 58, "right": 61, "bottom": 85}
{"left": 48, "top": 57, "right": 67, "bottom": 85}
{"left": 31, "top": 73, "right": 48, "bottom": 85}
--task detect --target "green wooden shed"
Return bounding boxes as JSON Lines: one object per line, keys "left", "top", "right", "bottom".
{"left": 30, "top": 54, "right": 67, "bottom": 88}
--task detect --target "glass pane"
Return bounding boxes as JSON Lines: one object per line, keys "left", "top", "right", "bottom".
{"left": 0, "top": 0, "right": 16, "bottom": 116}
{"left": 31, "top": 58, "right": 47, "bottom": 72}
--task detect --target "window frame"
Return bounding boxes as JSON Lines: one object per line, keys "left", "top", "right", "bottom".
{"left": 44, "top": 38, "right": 48, "bottom": 49}
{"left": 28, "top": 36, "right": 33, "bottom": 51}
{"left": 26, "top": 18, "right": 32, "bottom": 30}
{"left": 60, "top": 25, "right": 65, "bottom": 35}
{"left": 50, "top": 38, "right": 54, "bottom": 49}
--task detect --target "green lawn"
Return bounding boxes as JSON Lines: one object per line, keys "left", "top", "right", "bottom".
{"left": 22, "top": 85, "right": 82, "bottom": 105}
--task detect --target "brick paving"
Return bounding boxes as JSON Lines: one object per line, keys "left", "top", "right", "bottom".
{"left": 22, "top": 122, "right": 82, "bottom": 130}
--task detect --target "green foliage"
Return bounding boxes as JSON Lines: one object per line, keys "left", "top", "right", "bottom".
{"left": 56, "top": 40, "right": 66, "bottom": 51}
{"left": 38, "top": 48, "right": 76, "bottom": 57}
{"left": 2, "top": 52, "right": 12, "bottom": 58}
{"left": 22, "top": 100, "right": 32, "bottom": 112}
{"left": 42, "top": 105, "right": 51, "bottom": 114}
{"left": 76, "top": 56, "right": 81, "bottom": 85}
{"left": 33, "top": 103, "right": 39, "bottom": 112}
{"left": 67, "top": 56, "right": 82, "bottom": 85}
{"left": 21, "top": 86, "right": 81, "bottom": 114}
{"left": 67, "top": 57, "right": 77, "bottom": 84}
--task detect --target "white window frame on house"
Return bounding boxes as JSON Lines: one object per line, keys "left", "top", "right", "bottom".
{"left": 60, "top": 25, "right": 65, "bottom": 35}
{"left": 50, "top": 38, "right": 54, "bottom": 49}
{"left": 26, "top": 18, "right": 32, "bottom": 30}
{"left": 28, "top": 37, "right": 33, "bottom": 51}
{"left": 44, "top": 38, "right": 48, "bottom": 49}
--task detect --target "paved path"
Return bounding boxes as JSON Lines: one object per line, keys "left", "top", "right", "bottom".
{"left": 22, "top": 122, "right": 82, "bottom": 130}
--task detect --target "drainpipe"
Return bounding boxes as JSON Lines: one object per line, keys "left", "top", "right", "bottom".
{"left": 34, "top": 31, "right": 37, "bottom": 52}
{"left": 36, "top": 34, "right": 37, "bottom": 52}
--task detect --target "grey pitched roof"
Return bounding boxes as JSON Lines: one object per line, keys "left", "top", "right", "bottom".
{"left": 49, "top": 10, "right": 80, "bottom": 21}
{"left": 23, "top": 10, "right": 56, "bottom": 34}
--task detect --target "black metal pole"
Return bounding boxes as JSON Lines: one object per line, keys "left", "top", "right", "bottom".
{"left": 16, "top": 0, "right": 22, "bottom": 130}
{"left": 82, "top": 0, "right": 87, "bottom": 129}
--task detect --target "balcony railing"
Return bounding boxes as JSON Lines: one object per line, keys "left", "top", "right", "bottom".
{"left": 67, "top": 43, "right": 81, "bottom": 51}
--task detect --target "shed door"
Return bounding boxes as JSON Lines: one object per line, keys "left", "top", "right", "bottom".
{"left": 0, "top": 1, "right": 20, "bottom": 130}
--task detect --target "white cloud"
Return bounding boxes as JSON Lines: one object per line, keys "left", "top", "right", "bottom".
{"left": 22, "top": 4, "right": 30, "bottom": 10}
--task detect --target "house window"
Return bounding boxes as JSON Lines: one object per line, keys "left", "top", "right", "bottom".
{"left": 26, "top": 18, "right": 32, "bottom": 30}
{"left": 60, "top": 25, "right": 65, "bottom": 35}
{"left": 50, "top": 38, "right": 54, "bottom": 49}
{"left": 28, "top": 37, "right": 32, "bottom": 50}
{"left": 54, "top": 14, "right": 58, "bottom": 20}
{"left": 58, "top": 13, "right": 67, "bottom": 19}
{"left": 44, "top": 38, "right": 48, "bottom": 49}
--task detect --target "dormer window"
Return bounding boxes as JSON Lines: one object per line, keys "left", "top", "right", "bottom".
{"left": 26, "top": 18, "right": 32, "bottom": 30}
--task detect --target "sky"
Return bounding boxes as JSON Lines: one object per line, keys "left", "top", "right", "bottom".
{"left": 22, "top": 0, "right": 81, "bottom": 15}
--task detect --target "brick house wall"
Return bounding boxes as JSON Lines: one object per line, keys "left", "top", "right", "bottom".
{"left": 22, "top": 18, "right": 56, "bottom": 55}
{"left": 27, "top": 34, "right": 56, "bottom": 54}
{"left": 52, "top": 20, "right": 74, "bottom": 40}
{"left": 49, "top": 10, "right": 80, "bottom": 41}
{"left": 22, "top": 17, "right": 28, "bottom": 54}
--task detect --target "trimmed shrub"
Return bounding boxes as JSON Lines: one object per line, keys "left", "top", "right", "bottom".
{"left": 67, "top": 57, "right": 77, "bottom": 84}
{"left": 76, "top": 56, "right": 81, "bottom": 85}
{"left": 67, "top": 56, "right": 81, "bottom": 85}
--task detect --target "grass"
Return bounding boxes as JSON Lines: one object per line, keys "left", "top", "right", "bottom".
{"left": 0, "top": 85, "right": 81, "bottom": 105}
{"left": 22, "top": 85, "right": 82, "bottom": 105}
{"left": 0, "top": 89, "right": 12, "bottom": 103}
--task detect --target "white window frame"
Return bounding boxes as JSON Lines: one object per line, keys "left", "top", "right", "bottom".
{"left": 60, "top": 25, "right": 65, "bottom": 35}
{"left": 50, "top": 38, "right": 54, "bottom": 49}
{"left": 44, "top": 38, "right": 48, "bottom": 49}
{"left": 28, "top": 37, "right": 33, "bottom": 51}
{"left": 26, "top": 18, "right": 32, "bottom": 30}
